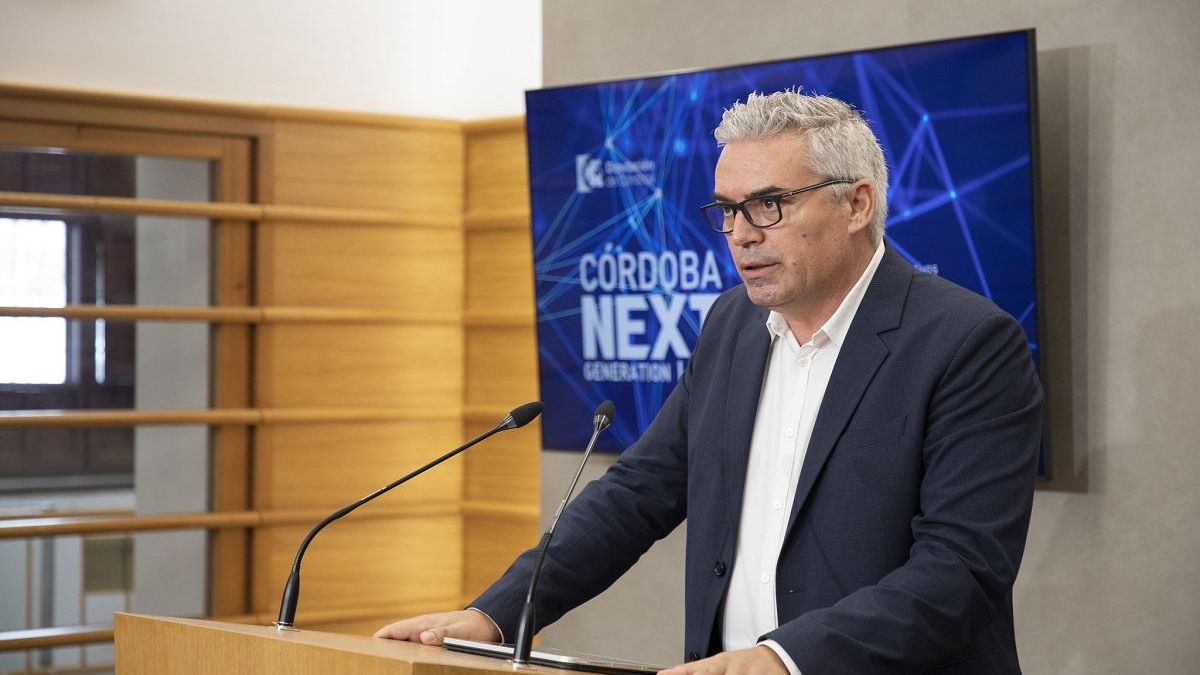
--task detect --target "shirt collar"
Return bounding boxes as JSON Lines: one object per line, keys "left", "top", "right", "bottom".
{"left": 765, "top": 240, "right": 886, "bottom": 347}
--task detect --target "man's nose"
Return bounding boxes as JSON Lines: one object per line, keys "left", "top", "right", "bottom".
{"left": 727, "top": 209, "right": 764, "bottom": 247}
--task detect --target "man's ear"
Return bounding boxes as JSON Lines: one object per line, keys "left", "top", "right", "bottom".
{"left": 845, "top": 180, "right": 875, "bottom": 235}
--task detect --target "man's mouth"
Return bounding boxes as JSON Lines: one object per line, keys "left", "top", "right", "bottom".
{"left": 740, "top": 261, "right": 777, "bottom": 274}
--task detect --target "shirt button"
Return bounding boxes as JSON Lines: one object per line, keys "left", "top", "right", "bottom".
{"left": 760, "top": 573, "right": 771, "bottom": 584}
{"left": 784, "top": 428, "right": 794, "bottom": 437}
{"left": 713, "top": 561, "right": 727, "bottom": 577}
{"left": 772, "top": 499, "right": 782, "bottom": 509}
{"left": 796, "top": 357, "right": 809, "bottom": 367}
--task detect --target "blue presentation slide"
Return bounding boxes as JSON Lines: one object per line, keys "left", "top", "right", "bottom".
{"left": 526, "top": 31, "right": 1039, "bottom": 451}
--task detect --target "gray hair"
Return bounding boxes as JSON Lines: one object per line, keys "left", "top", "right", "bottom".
{"left": 714, "top": 90, "right": 889, "bottom": 244}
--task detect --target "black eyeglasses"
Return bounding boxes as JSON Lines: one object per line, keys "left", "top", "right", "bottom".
{"left": 699, "top": 179, "right": 856, "bottom": 233}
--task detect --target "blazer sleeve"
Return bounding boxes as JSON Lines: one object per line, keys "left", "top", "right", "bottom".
{"left": 763, "top": 311, "right": 1044, "bottom": 674}
{"left": 468, "top": 345, "right": 695, "bottom": 640}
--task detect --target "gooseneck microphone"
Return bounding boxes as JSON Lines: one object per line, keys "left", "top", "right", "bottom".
{"left": 511, "top": 400, "right": 614, "bottom": 664}
{"left": 275, "top": 401, "right": 543, "bottom": 629}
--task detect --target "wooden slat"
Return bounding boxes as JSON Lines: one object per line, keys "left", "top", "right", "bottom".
{"left": 0, "top": 81, "right": 463, "bottom": 132}
{"left": 263, "top": 203, "right": 459, "bottom": 228}
{"left": 0, "top": 118, "right": 231, "bottom": 159}
{"left": 0, "top": 304, "right": 261, "bottom": 322}
{"left": 0, "top": 503, "right": 460, "bottom": 539}
{"left": 0, "top": 190, "right": 258, "bottom": 219}
{"left": 0, "top": 304, "right": 461, "bottom": 324}
{"left": 0, "top": 624, "right": 115, "bottom": 651}
{"left": 0, "top": 511, "right": 258, "bottom": 538}
{"left": 0, "top": 190, "right": 462, "bottom": 228}
{"left": 0, "top": 407, "right": 463, "bottom": 428}
{"left": 258, "top": 406, "right": 460, "bottom": 424}
{"left": 0, "top": 598, "right": 459, "bottom": 652}
{"left": 0, "top": 409, "right": 260, "bottom": 427}
{"left": 258, "top": 503, "right": 458, "bottom": 525}
{"left": 0, "top": 508, "right": 133, "bottom": 522}
{"left": 261, "top": 306, "right": 459, "bottom": 325}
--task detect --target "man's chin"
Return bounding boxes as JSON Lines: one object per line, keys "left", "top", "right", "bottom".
{"left": 741, "top": 285, "right": 781, "bottom": 310}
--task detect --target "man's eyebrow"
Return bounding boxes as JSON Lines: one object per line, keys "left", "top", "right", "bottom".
{"left": 711, "top": 185, "right": 788, "bottom": 202}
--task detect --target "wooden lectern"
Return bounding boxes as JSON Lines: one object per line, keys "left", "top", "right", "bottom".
{"left": 113, "top": 613, "right": 572, "bottom": 675}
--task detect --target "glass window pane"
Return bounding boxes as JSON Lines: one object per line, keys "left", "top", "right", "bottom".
{"left": 0, "top": 318, "right": 213, "bottom": 412}
{"left": 1, "top": 218, "right": 67, "bottom": 384}
{"left": 0, "top": 146, "right": 213, "bottom": 203}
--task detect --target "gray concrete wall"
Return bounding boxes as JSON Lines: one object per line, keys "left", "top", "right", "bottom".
{"left": 132, "top": 157, "right": 211, "bottom": 619}
{"left": 537, "top": 1, "right": 1200, "bottom": 672}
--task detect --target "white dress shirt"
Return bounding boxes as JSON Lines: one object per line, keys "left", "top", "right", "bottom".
{"left": 721, "top": 242, "right": 884, "bottom": 674}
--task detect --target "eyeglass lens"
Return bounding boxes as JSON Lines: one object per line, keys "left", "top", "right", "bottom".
{"left": 705, "top": 197, "right": 782, "bottom": 232}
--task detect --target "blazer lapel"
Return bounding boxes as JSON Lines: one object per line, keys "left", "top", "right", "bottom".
{"left": 783, "top": 249, "right": 911, "bottom": 540}
{"left": 721, "top": 308, "right": 771, "bottom": 532}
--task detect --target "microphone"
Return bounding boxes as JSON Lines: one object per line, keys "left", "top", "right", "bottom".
{"left": 511, "top": 400, "right": 614, "bottom": 664}
{"left": 275, "top": 401, "right": 543, "bottom": 629}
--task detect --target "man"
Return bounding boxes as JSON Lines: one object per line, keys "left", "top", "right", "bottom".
{"left": 377, "top": 91, "right": 1043, "bottom": 675}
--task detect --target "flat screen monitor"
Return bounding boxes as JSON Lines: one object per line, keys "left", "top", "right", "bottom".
{"left": 526, "top": 30, "right": 1042, "bottom": 454}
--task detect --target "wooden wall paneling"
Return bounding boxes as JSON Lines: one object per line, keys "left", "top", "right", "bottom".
{"left": 462, "top": 420, "right": 540, "bottom": 505}
{"left": 464, "top": 119, "right": 529, "bottom": 216}
{"left": 253, "top": 421, "right": 465, "bottom": 511}
{"left": 260, "top": 222, "right": 463, "bottom": 311}
{"left": 465, "top": 226, "right": 535, "bottom": 314}
{"left": 464, "top": 326, "right": 538, "bottom": 408}
{"left": 269, "top": 121, "right": 464, "bottom": 213}
{"left": 260, "top": 323, "right": 463, "bottom": 409}
{"left": 252, "top": 516, "right": 463, "bottom": 622}
{"left": 210, "top": 137, "right": 254, "bottom": 617}
{"left": 463, "top": 513, "right": 539, "bottom": 602}
{"left": 461, "top": 124, "right": 541, "bottom": 603}
{"left": 252, "top": 118, "right": 468, "bottom": 621}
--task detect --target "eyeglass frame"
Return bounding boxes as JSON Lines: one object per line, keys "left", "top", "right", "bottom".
{"left": 699, "top": 178, "right": 857, "bottom": 233}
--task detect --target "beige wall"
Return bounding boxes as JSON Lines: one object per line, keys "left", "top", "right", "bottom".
{"left": 0, "top": 0, "right": 540, "bottom": 119}
{"left": 538, "top": 1, "right": 1200, "bottom": 672}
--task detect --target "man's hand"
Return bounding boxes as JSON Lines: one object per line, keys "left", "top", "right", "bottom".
{"left": 373, "top": 609, "right": 500, "bottom": 645}
{"left": 658, "top": 646, "right": 788, "bottom": 675}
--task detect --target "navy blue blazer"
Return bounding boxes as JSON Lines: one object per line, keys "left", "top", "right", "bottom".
{"left": 473, "top": 249, "right": 1044, "bottom": 675}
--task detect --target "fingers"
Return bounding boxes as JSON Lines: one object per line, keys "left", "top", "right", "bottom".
{"left": 374, "top": 610, "right": 500, "bottom": 645}
{"left": 656, "top": 647, "right": 785, "bottom": 675}
{"left": 417, "top": 625, "right": 449, "bottom": 645}
{"left": 659, "top": 653, "right": 718, "bottom": 675}
{"left": 373, "top": 613, "right": 447, "bottom": 641}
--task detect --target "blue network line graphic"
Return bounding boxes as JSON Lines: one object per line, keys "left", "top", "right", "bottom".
{"left": 527, "top": 32, "right": 1039, "bottom": 452}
